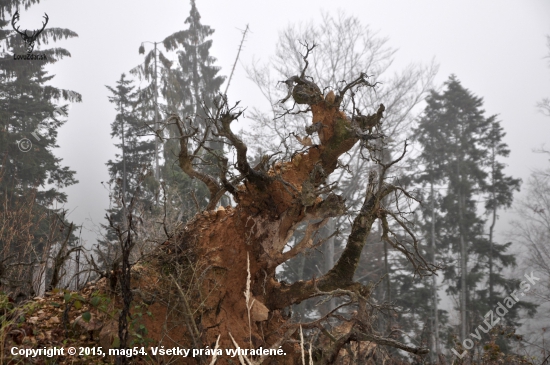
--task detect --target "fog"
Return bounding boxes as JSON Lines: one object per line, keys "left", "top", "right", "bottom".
{"left": 3, "top": 1, "right": 550, "bottom": 362}
{"left": 15, "top": 0, "right": 550, "bottom": 251}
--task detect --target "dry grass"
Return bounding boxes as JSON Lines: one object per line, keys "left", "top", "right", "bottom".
{"left": 244, "top": 252, "right": 255, "bottom": 357}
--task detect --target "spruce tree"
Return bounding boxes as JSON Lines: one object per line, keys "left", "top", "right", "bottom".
{"left": 162, "top": 0, "right": 225, "bottom": 123}
{"left": 0, "top": 5, "right": 79, "bottom": 204}
{"left": 414, "top": 75, "right": 534, "bottom": 353}
{"left": 415, "top": 76, "right": 490, "bottom": 343}
{"left": 411, "top": 106, "right": 450, "bottom": 360}
{"left": 161, "top": 0, "right": 226, "bottom": 217}
{"left": 105, "top": 74, "right": 156, "bottom": 200}
{"left": 484, "top": 121, "right": 520, "bottom": 304}
{"left": 95, "top": 74, "right": 155, "bottom": 270}
{"left": 130, "top": 1, "right": 225, "bottom": 220}
{"left": 0, "top": 2, "right": 80, "bottom": 294}
{"left": 130, "top": 42, "right": 173, "bottom": 181}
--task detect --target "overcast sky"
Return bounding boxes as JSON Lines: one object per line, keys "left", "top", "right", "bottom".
{"left": 14, "top": 0, "right": 550, "bottom": 246}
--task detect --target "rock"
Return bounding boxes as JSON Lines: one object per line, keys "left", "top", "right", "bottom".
{"left": 99, "top": 321, "right": 119, "bottom": 349}
{"left": 98, "top": 321, "right": 134, "bottom": 349}
{"left": 74, "top": 315, "right": 103, "bottom": 332}
{"left": 251, "top": 298, "right": 269, "bottom": 322}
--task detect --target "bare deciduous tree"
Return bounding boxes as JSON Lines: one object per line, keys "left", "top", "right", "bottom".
{"left": 245, "top": 11, "right": 437, "bottom": 157}
{"left": 536, "top": 35, "right": 550, "bottom": 118}
{"left": 244, "top": 11, "right": 437, "bottom": 339}
{"left": 511, "top": 166, "right": 550, "bottom": 362}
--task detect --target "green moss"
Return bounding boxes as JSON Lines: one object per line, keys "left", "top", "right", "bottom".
{"left": 321, "top": 117, "right": 354, "bottom": 166}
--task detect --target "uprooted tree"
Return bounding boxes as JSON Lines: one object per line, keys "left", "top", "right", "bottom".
{"left": 154, "top": 44, "right": 437, "bottom": 364}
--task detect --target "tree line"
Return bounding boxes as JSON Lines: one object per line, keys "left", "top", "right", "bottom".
{"left": 0, "top": 1, "right": 548, "bottom": 364}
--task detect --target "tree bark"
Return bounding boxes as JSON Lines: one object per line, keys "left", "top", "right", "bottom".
{"left": 430, "top": 179, "right": 440, "bottom": 361}
{"left": 459, "top": 191, "right": 467, "bottom": 342}
{"left": 160, "top": 71, "right": 431, "bottom": 363}
{"left": 323, "top": 218, "right": 335, "bottom": 312}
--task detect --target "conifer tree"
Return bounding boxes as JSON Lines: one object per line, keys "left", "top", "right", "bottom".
{"left": 0, "top": 3, "right": 79, "bottom": 204}
{"left": 130, "top": 41, "right": 173, "bottom": 181}
{"left": 416, "top": 76, "right": 491, "bottom": 343}
{"left": 410, "top": 106, "right": 450, "bottom": 360}
{"left": 414, "top": 76, "right": 534, "bottom": 353}
{"left": 484, "top": 121, "right": 520, "bottom": 304}
{"left": 130, "top": 1, "right": 225, "bottom": 220}
{"left": 95, "top": 74, "right": 155, "bottom": 270}
{"left": 0, "top": 1, "right": 80, "bottom": 294}
{"left": 162, "top": 0, "right": 225, "bottom": 123}
{"left": 161, "top": 0, "right": 226, "bottom": 217}
{"left": 105, "top": 74, "right": 156, "bottom": 200}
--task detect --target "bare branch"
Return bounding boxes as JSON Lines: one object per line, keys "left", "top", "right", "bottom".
{"left": 167, "top": 114, "right": 225, "bottom": 210}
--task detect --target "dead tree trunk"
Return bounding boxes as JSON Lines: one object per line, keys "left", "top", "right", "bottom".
{"left": 161, "top": 44, "right": 436, "bottom": 364}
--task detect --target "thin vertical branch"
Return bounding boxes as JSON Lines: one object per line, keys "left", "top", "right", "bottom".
{"left": 224, "top": 24, "right": 250, "bottom": 96}
{"left": 300, "top": 325, "right": 305, "bottom": 365}
{"left": 244, "top": 252, "right": 255, "bottom": 357}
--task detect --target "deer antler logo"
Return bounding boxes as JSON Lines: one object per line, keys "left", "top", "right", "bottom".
{"left": 12, "top": 11, "right": 49, "bottom": 54}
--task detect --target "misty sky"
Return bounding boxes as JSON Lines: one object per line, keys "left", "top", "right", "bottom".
{"left": 14, "top": 0, "right": 550, "bottom": 246}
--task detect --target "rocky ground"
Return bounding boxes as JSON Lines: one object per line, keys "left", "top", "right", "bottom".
{"left": 1, "top": 264, "right": 167, "bottom": 364}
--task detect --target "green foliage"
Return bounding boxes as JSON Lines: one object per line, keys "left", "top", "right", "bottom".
{"left": 128, "top": 304, "right": 154, "bottom": 347}
{"left": 82, "top": 310, "right": 91, "bottom": 322}
{"left": 95, "top": 73, "right": 157, "bottom": 270}
{"left": 160, "top": 0, "right": 226, "bottom": 212}
{"left": 105, "top": 74, "right": 157, "bottom": 200}
{"left": 162, "top": 0, "right": 225, "bottom": 118}
{"left": 412, "top": 75, "right": 533, "bottom": 354}
{"left": 0, "top": 4, "right": 80, "bottom": 205}
{"left": 90, "top": 296, "right": 101, "bottom": 308}
{"left": 58, "top": 288, "right": 117, "bottom": 320}
{"left": 0, "top": 0, "right": 81, "bottom": 296}
{"left": 62, "top": 290, "right": 85, "bottom": 304}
